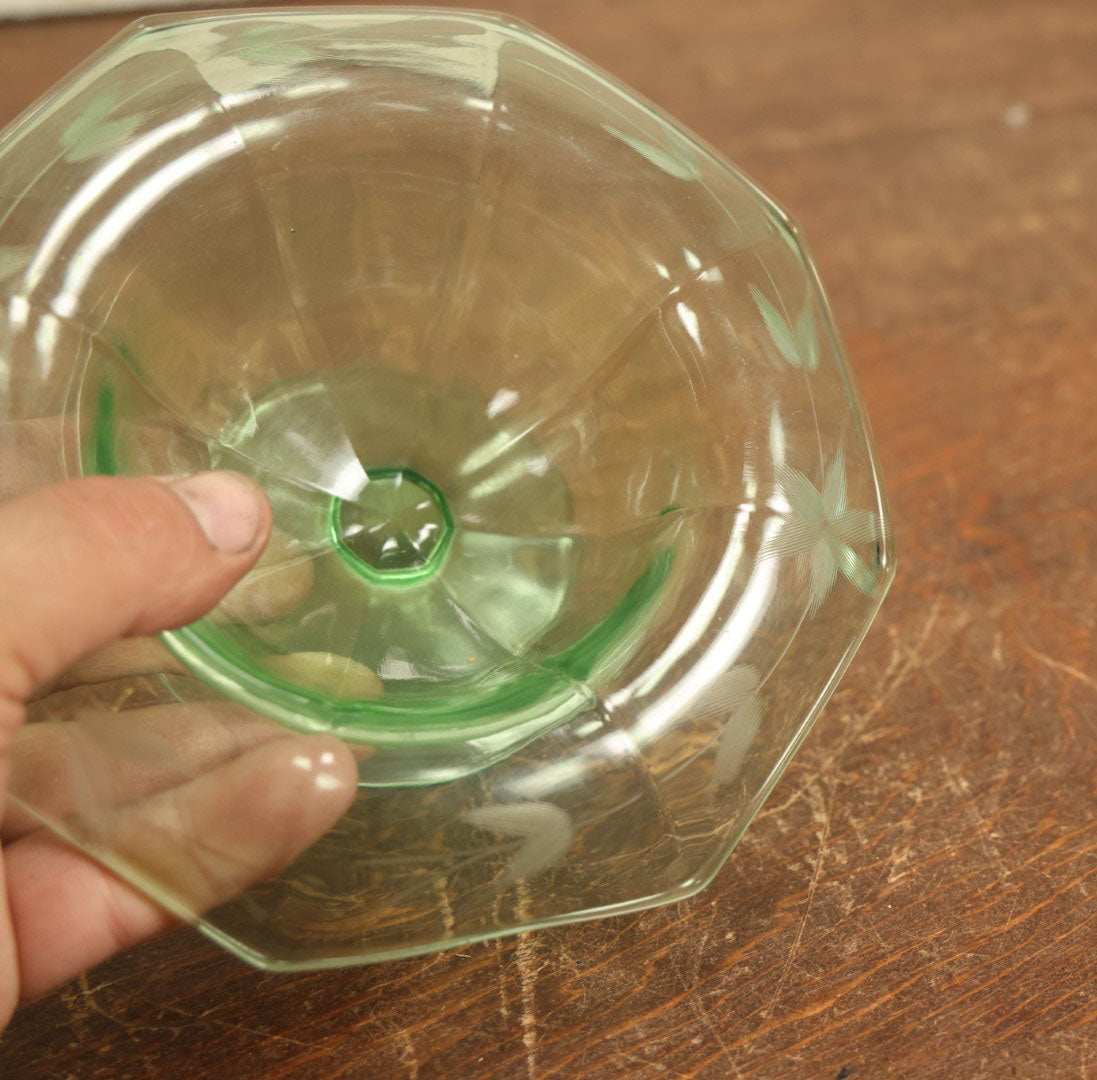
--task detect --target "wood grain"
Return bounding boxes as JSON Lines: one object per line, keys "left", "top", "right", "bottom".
{"left": 3, "top": 0, "right": 1097, "bottom": 1076}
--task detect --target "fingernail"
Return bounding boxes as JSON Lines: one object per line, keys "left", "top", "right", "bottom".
{"left": 168, "top": 471, "right": 265, "bottom": 553}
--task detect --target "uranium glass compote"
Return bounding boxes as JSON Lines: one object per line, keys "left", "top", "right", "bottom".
{"left": 0, "top": 8, "right": 894, "bottom": 968}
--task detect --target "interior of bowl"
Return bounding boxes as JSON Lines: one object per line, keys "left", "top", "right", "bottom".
{"left": 3, "top": 9, "right": 849, "bottom": 784}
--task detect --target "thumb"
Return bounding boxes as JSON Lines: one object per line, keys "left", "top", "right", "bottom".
{"left": 0, "top": 472, "right": 270, "bottom": 708}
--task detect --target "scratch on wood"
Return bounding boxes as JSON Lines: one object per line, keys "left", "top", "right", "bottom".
{"left": 396, "top": 1028, "right": 421, "bottom": 1079}
{"left": 830, "top": 595, "right": 944, "bottom": 760}
{"left": 1025, "top": 646, "right": 1097, "bottom": 694}
{"left": 687, "top": 994, "right": 734, "bottom": 1065}
{"left": 613, "top": 1049, "right": 701, "bottom": 1078}
{"left": 433, "top": 873, "right": 456, "bottom": 936}
{"left": 886, "top": 844, "right": 913, "bottom": 884}
{"left": 872, "top": 626, "right": 905, "bottom": 698}
{"left": 692, "top": 930, "right": 710, "bottom": 982}
{"left": 68, "top": 973, "right": 135, "bottom": 1031}
{"left": 865, "top": 596, "right": 943, "bottom": 723}
{"left": 58, "top": 973, "right": 96, "bottom": 1037}
{"left": 516, "top": 881, "right": 539, "bottom": 1080}
{"left": 764, "top": 781, "right": 836, "bottom": 1017}
{"left": 168, "top": 1006, "right": 315, "bottom": 1049}
{"left": 492, "top": 896, "right": 511, "bottom": 1020}
{"left": 667, "top": 920, "right": 737, "bottom": 1064}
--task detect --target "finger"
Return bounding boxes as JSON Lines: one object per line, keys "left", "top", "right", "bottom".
{"left": 5, "top": 733, "right": 357, "bottom": 1000}
{"left": 29, "top": 638, "right": 184, "bottom": 700}
{"left": 0, "top": 472, "right": 270, "bottom": 704}
{"left": 3, "top": 701, "right": 278, "bottom": 842}
{"left": 28, "top": 528, "right": 315, "bottom": 696}
{"left": 213, "top": 527, "right": 316, "bottom": 625}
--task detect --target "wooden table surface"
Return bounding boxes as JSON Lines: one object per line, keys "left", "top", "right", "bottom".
{"left": 3, "top": 1, "right": 1097, "bottom": 1076}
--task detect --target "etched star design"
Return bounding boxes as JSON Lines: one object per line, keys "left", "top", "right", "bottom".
{"left": 768, "top": 448, "right": 879, "bottom": 614}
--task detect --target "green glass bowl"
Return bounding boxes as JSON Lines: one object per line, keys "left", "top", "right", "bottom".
{"left": 0, "top": 7, "right": 894, "bottom": 969}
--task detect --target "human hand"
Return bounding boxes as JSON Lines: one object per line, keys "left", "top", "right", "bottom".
{"left": 0, "top": 447, "right": 358, "bottom": 1028}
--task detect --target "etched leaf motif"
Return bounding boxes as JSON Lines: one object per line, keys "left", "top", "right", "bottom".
{"left": 0, "top": 245, "right": 31, "bottom": 284}
{"left": 706, "top": 665, "right": 763, "bottom": 790}
{"left": 61, "top": 92, "right": 147, "bottom": 164}
{"left": 768, "top": 447, "right": 879, "bottom": 613}
{"left": 749, "top": 284, "right": 818, "bottom": 371}
{"left": 236, "top": 25, "right": 319, "bottom": 66}
{"left": 465, "top": 801, "right": 573, "bottom": 885}
{"left": 603, "top": 125, "right": 702, "bottom": 181}
{"left": 180, "top": 22, "right": 325, "bottom": 95}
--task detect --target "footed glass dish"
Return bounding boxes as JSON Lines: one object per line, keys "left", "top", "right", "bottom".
{"left": 0, "top": 8, "right": 894, "bottom": 969}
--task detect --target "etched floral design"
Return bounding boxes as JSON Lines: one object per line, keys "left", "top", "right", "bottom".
{"left": 750, "top": 284, "right": 818, "bottom": 371}
{"left": 768, "top": 447, "right": 879, "bottom": 613}
{"left": 61, "top": 92, "right": 148, "bottom": 164}
{"left": 706, "top": 664, "right": 763, "bottom": 790}
{"left": 465, "top": 801, "right": 573, "bottom": 886}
